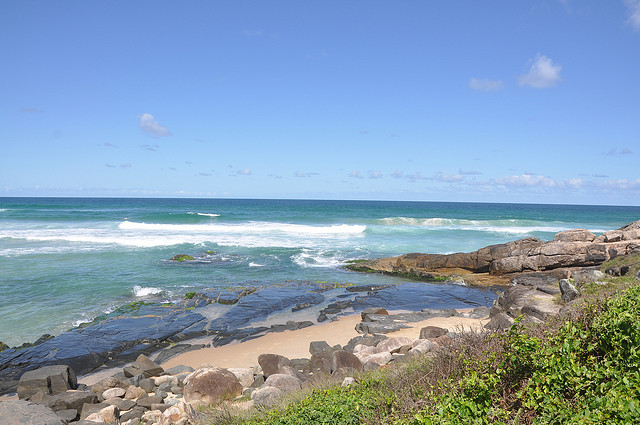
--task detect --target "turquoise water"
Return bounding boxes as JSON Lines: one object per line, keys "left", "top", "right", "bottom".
{"left": 1, "top": 197, "right": 639, "bottom": 347}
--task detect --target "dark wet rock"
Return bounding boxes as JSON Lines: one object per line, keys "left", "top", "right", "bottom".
{"left": 0, "top": 400, "right": 65, "bottom": 425}
{"left": 154, "top": 343, "right": 206, "bottom": 364}
{"left": 346, "top": 285, "right": 393, "bottom": 293}
{"left": 419, "top": 326, "right": 447, "bottom": 339}
{"left": 321, "top": 299, "right": 354, "bottom": 315}
{"left": 559, "top": 279, "right": 580, "bottom": 303}
{"left": 17, "top": 365, "right": 77, "bottom": 400}
{"left": 258, "top": 353, "right": 290, "bottom": 378}
{"left": 317, "top": 313, "right": 328, "bottom": 322}
{"left": 183, "top": 367, "right": 242, "bottom": 405}
{"left": 361, "top": 307, "right": 389, "bottom": 321}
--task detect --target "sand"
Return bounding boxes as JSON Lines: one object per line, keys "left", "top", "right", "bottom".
{"left": 160, "top": 311, "right": 488, "bottom": 371}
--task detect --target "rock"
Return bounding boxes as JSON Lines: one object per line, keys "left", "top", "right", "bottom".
{"left": 85, "top": 405, "right": 119, "bottom": 423}
{"left": 465, "top": 306, "right": 491, "bottom": 319}
{"left": 559, "top": 279, "right": 580, "bottom": 303}
{"left": 55, "top": 408, "right": 78, "bottom": 422}
{"left": 103, "top": 397, "right": 135, "bottom": 411}
{"left": 139, "top": 377, "right": 156, "bottom": 393}
{"left": 102, "top": 387, "right": 125, "bottom": 400}
{"left": 80, "top": 402, "right": 110, "bottom": 420}
{"left": 410, "top": 340, "right": 435, "bottom": 354}
{"left": 0, "top": 400, "right": 65, "bottom": 425}
{"left": 0, "top": 341, "right": 8, "bottom": 352}
{"left": 419, "top": 326, "right": 447, "bottom": 339}
{"left": 17, "top": 365, "right": 77, "bottom": 399}
{"left": 133, "top": 354, "right": 164, "bottom": 378}
{"left": 263, "top": 373, "right": 301, "bottom": 393}
{"left": 309, "top": 341, "right": 331, "bottom": 356}
{"left": 170, "top": 254, "right": 194, "bottom": 262}
{"left": 361, "top": 307, "right": 389, "bottom": 321}
{"left": 554, "top": 229, "right": 596, "bottom": 242}
{"left": 164, "top": 365, "right": 195, "bottom": 376}
{"left": 136, "top": 394, "right": 164, "bottom": 409}
{"left": 331, "top": 350, "right": 363, "bottom": 373}
{"left": 119, "top": 406, "right": 147, "bottom": 422}
{"left": 257, "top": 353, "right": 290, "bottom": 378}
{"left": 183, "top": 367, "right": 242, "bottom": 405}
{"left": 227, "top": 368, "right": 254, "bottom": 388}
{"left": 485, "top": 312, "right": 515, "bottom": 331}
{"left": 252, "top": 386, "right": 282, "bottom": 407}
{"left": 376, "top": 337, "right": 413, "bottom": 354}
{"left": 342, "top": 377, "right": 356, "bottom": 386}
{"left": 124, "top": 385, "right": 146, "bottom": 399}
{"left": 48, "top": 390, "right": 99, "bottom": 412}
{"left": 154, "top": 375, "right": 178, "bottom": 387}
{"left": 90, "top": 377, "right": 120, "bottom": 396}
{"left": 363, "top": 352, "right": 393, "bottom": 366}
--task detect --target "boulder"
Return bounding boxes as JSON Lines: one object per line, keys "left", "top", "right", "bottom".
{"left": 331, "top": 350, "right": 363, "bottom": 373}
{"left": 102, "top": 387, "right": 125, "bottom": 400}
{"left": 124, "top": 385, "right": 146, "bottom": 400}
{"left": 485, "top": 313, "right": 515, "bottom": 331}
{"left": 85, "top": 405, "right": 119, "bottom": 423}
{"left": 309, "top": 341, "right": 331, "bottom": 356}
{"left": 375, "top": 337, "right": 413, "bottom": 354}
{"left": 252, "top": 386, "right": 282, "bottom": 407}
{"left": 227, "top": 368, "right": 255, "bottom": 388}
{"left": 554, "top": 229, "right": 596, "bottom": 242}
{"left": 103, "top": 397, "right": 135, "bottom": 411}
{"left": 91, "top": 377, "right": 120, "bottom": 396}
{"left": 257, "top": 353, "right": 290, "bottom": 377}
{"left": 133, "top": 354, "right": 164, "bottom": 378}
{"left": 17, "top": 365, "right": 77, "bottom": 399}
{"left": 263, "top": 373, "right": 301, "bottom": 393}
{"left": 119, "top": 406, "right": 147, "bottom": 422}
{"left": 419, "top": 326, "right": 447, "bottom": 339}
{"left": 183, "top": 367, "right": 242, "bottom": 405}
{"left": 559, "top": 279, "right": 580, "bottom": 303}
{"left": 361, "top": 307, "right": 389, "bottom": 322}
{"left": 164, "top": 364, "right": 194, "bottom": 376}
{"left": 0, "top": 400, "right": 65, "bottom": 425}
{"left": 47, "top": 390, "right": 98, "bottom": 412}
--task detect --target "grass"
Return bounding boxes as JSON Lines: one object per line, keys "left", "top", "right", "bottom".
{"left": 200, "top": 263, "right": 640, "bottom": 425}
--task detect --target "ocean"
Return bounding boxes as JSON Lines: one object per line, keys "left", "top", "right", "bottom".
{"left": 1, "top": 197, "right": 639, "bottom": 348}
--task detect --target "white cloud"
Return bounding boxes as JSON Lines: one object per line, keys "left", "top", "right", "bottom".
{"left": 368, "top": 170, "right": 383, "bottom": 179}
{"left": 518, "top": 53, "right": 562, "bottom": 88}
{"left": 495, "top": 174, "right": 558, "bottom": 187}
{"left": 138, "top": 113, "right": 171, "bottom": 137}
{"left": 433, "top": 171, "right": 463, "bottom": 183}
{"left": 469, "top": 78, "right": 504, "bottom": 92}
{"left": 624, "top": 0, "right": 640, "bottom": 31}
{"left": 294, "top": 171, "right": 318, "bottom": 178}
{"left": 349, "top": 171, "right": 363, "bottom": 179}
{"left": 391, "top": 170, "right": 404, "bottom": 179}
{"left": 237, "top": 169, "right": 252, "bottom": 176}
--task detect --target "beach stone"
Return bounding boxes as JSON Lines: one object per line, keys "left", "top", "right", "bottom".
{"left": 361, "top": 307, "right": 389, "bottom": 322}
{"left": 263, "top": 373, "right": 301, "bottom": 393}
{"left": 124, "top": 385, "right": 146, "bottom": 399}
{"left": 258, "top": 353, "right": 290, "bottom": 377}
{"left": 485, "top": 312, "right": 515, "bottom": 331}
{"left": 103, "top": 396, "right": 136, "bottom": 411}
{"left": 376, "top": 337, "right": 413, "bottom": 354}
{"left": 419, "top": 326, "right": 447, "bottom": 339}
{"left": 80, "top": 402, "right": 110, "bottom": 420}
{"left": 123, "top": 373, "right": 145, "bottom": 387}
{"left": 331, "top": 350, "right": 363, "bottom": 373}
{"left": 48, "top": 390, "right": 98, "bottom": 412}
{"left": 85, "top": 405, "right": 119, "bottom": 423}
{"left": 136, "top": 394, "right": 164, "bottom": 408}
{"left": 183, "top": 367, "right": 242, "bottom": 405}
{"left": 154, "top": 375, "right": 178, "bottom": 387}
{"left": 55, "top": 408, "right": 78, "bottom": 422}
{"left": 364, "top": 351, "right": 393, "bottom": 366}
{"left": 466, "top": 306, "right": 491, "bottom": 319}
{"left": 160, "top": 402, "right": 191, "bottom": 423}
{"left": 410, "top": 340, "right": 436, "bottom": 354}
{"left": 309, "top": 340, "right": 331, "bottom": 356}
{"left": 554, "top": 229, "right": 596, "bottom": 242}
{"left": 252, "top": 386, "right": 282, "bottom": 407}
{"left": 164, "top": 365, "right": 194, "bottom": 376}
{"left": 139, "top": 377, "right": 156, "bottom": 393}
{"left": 0, "top": 400, "right": 65, "bottom": 425}
{"left": 18, "top": 365, "right": 77, "bottom": 399}
{"left": 133, "top": 354, "right": 164, "bottom": 378}
{"left": 227, "top": 368, "right": 254, "bottom": 388}
{"left": 91, "top": 377, "right": 120, "bottom": 396}
{"left": 559, "top": 279, "right": 580, "bottom": 303}
{"left": 342, "top": 377, "right": 356, "bottom": 386}
{"left": 119, "top": 406, "right": 147, "bottom": 422}
{"left": 102, "top": 387, "right": 125, "bottom": 400}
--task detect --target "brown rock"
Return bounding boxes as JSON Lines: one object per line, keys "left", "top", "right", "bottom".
{"left": 183, "top": 367, "right": 242, "bottom": 405}
{"left": 419, "top": 326, "right": 447, "bottom": 339}
{"left": 17, "top": 365, "right": 77, "bottom": 400}
{"left": 331, "top": 350, "right": 363, "bottom": 373}
{"left": 257, "top": 353, "right": 290, "bottom": 378}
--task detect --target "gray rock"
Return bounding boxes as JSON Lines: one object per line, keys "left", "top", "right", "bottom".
{"left": 119, "top": 406, "right": 147, "bottom": 422}
{"left": 164, "top": 365, "right": 194, "bottom": 376}
{"left": 91, "top": 377, "right": 121, "bottom": 396}
{"left": 139, "top": 377, "right": 156, "bottom": 393}
{"left": 102, "top": 387, "right": 125, "bottom": 399}
{"left": 133, "top": 354, "right": 164, "bottom": 378}
{"left": 485, "top": 312, "right": 515, "bottom": 331}
{"left": 135, "top": 394, "right": 164, "bottom": 408}
{"left": 55, "top": 408, "right": 78, "bottom": 422}
{"left": 252, "top": 386, "right": 282, "bottom": 407}
{"left": 47, "top": 390, "right": 99, "bottom": 412}
{"left": 361, "top": 307, "right": 389, "bottom": 322}
{"left": 376, "top": 337, "right": 413, "bottom": 354}
{"left": 80, "top": 402, "right": 110, "bottom": 420}
{"left": 263, "top": 374, "right": 301, "bottom": 393}
{"left": 0, "top": 400, "right": 65, "bottom": 425}
{"left": 559, "top": 279, "right": 580, "bottom": 303}
{"left": 419, "top": 326, "right": 447, "bottom": 339}
{"left": 17, "top": 365, "right": 77, "bottom": 400}
{"left": 183, "top": 367, "right": 242, "bottom": 405}
{"left": 309, "top": 341, "right": 331, "bottom": 356}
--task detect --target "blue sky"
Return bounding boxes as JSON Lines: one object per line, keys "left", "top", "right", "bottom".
{"left": 1, "top": 1, "right": 639, "bottom": 205}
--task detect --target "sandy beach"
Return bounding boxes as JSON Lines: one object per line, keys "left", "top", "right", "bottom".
{"left": 160, "top": 310, "right": 488, "bottom": 371}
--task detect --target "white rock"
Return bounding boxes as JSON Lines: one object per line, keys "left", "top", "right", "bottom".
{"left": 228, "top": 367, "right": 255, "bottom": 388}
{"left": 154, "top": 375, "right": 178, "bottom": 386}
{"left": 342, "top": 377, "right": 355, "bottom": 386}
{"left": 102, "top": 387, "right": 125, "bottom": 400}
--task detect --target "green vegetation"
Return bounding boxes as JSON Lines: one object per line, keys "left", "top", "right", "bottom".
{"left": 170, "top": 254, "right": 195, "bottom": 262}
{"left": 205, "top": 270, "right": 640, "bottom": 424}
{"left": 185, "top": 291, "right": 197, "bottom": 299}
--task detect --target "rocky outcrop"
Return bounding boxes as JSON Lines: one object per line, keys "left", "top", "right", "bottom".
{"left": 348, "top": 220, "right": 640, "bottom": 281}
